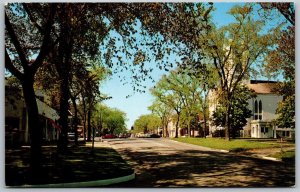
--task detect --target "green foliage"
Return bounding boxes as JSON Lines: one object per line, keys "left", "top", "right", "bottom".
{"left": 260, "top": 4, "right": 295, "bottom": 129}
{"left": 133, "top": 114, "right": 161, "bottom": 134}
{"left": 212, "top": 85, "right": 255, "bottom": 137}
{"left": 275, "top": 94, "right": 295, "bottom": 128}
{"left": 93, "top": 104, "right": 127, "bottom": 135}
{"left": 150, "top": 69, "right": 207, "bottom": 137}
{"left": 196, "top": 4, "right": 275, "bottom": 139}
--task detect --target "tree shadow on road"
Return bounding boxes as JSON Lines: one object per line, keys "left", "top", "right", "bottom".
{"left": 114, "top": 147, "right": 295, "bottom": 187}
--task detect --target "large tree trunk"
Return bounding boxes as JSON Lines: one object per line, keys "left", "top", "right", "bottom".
{"left": 225, "top": 103, "right": 231, "bottom": 141}
{"left": 22, "top": 77, "right": 43, "bottom": 183}
{"left": 57, "top": 75, "right": 69, "bottom": 152}
{"left": 187, "top": 119, "right": 191, "bottom": 137}
{"left": 175, "top": 114, "right": 180, "bottom": 138}
{"left": 203, "top": 113, "right": 207, "bottom": 138}
{"left": 56, "top": 4, "right": 73, "bottom": 152}
{"left": 163, "top": 118, "right": 169, "bottom": 137}
{"left": 82, "top": 96, "right": 87, "bottom": 142}
{"left": 87, "top": 109, "right": 92, "bottom": 141}
{"left": 161, "top": 118, "right": 165, "bottom": 137}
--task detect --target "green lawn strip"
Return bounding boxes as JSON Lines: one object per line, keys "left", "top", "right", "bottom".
{"left": 5, "top": 144, "right": 134, "bottom": 186}
{"left": 269, "top": 150, "right": 295, "bottom": 161}
{"left": 172, "top": 137, "right": 280, "bottom": 152}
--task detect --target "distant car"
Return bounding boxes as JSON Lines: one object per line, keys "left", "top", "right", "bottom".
{"left": 102, "top": 134, "right": 116, "bottom": 139}
{"left": 118, "top": 133, "right": 130, "bottom": 138}
{"left": 150, "top": 134, "right": 161, "bottom": 138}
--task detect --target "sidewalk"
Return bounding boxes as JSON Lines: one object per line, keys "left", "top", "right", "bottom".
{"left": 5, "top": 141, "right": 135, "bottom": 187}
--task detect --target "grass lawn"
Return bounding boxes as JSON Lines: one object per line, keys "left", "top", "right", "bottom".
{"left": 269, "top": 150, "right": 295, "bottom": 161}
{"left": 172, "top": 137, "right": 281, "bottom": 152}
{"left": 5, "top": 143, "right": 134, "bottom": 186}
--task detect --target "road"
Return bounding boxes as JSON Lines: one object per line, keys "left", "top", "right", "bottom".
{"left": 104, "top": 138, "right": 295, "bottom": 187}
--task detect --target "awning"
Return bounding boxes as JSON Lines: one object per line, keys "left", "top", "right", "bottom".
{"left": 36, "top": 98, "right": 60, "bottom": 121}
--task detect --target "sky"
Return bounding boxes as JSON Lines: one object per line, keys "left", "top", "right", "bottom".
{"left": 99, "top": 2, "right": 286, "bottom": 129}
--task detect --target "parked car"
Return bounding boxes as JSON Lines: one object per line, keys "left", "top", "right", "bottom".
{"left": 118, "top": 133, "right": 130, "bottom": 138}
{"left": 102, "top": 134, "right": 116, "bottom": 139}
{"left": 150, "top": 134, "right": 161, "bottom": 138}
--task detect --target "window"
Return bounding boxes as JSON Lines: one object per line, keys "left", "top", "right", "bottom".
{"left": 261, "top": 127, "right": 268, "bottom": 133}
{"left": 254, "top": 100, "right": 258, "bottom": 120}
{"left": 259, "top": 100, "right": 262, "bottom": 120}
{"left": 254, "top": 100, "right": 262, "bottom": 120}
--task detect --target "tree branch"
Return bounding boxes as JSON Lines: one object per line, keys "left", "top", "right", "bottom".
{"left": 32, "top": 4, "right": 57, "bottom": 74}
{"left": 5, "top": 48, "right": 24, "bottom": 81}
{"left": 5, "top": 12, "right": 28, "bottom": 70}
{"left": 22, "top": 3, "right": 43, "bottom": 33}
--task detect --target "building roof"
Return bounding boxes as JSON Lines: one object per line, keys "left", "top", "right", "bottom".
{"left": 246, "top": 81, "right": 279, "bottom": 94}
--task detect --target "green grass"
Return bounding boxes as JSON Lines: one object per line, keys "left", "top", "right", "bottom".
{"left": 172, "top": 137, "right": 280, "bottom": 152}
{"left": 269, "top": 150, "right": 295, "bottom": 161}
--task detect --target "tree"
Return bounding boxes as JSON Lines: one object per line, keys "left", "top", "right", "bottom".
{"left": 69, "top": 63, "right": 110, "bottom": 144}
{"left": 150, "top": 75, "right": 183, "bottom": 138}
{"left": 5, "top": 2, "right": 214, "bottom": 180}
{"left": 151, "top": 68, "right": 208, "bottom": 138}
{"left": 104, "top": 108, "right": 127, "bottom": 135}
{"left": 189, "top": 65, "right": 218, "bottom": 138}
{"left": 133, "top": 114, "right": 161, "bottom": 134}
{"left": 148, "top": 100, "right": 172, "bottom": 137}
{"left": 259, "top": 2, "right": 294, "bottom": 26}
{"left": 93, "top": 104, "right": 127, "bottom": 135}
{"left": 259, "top": 3, "right": 295, "bottom": 129}
{"left": 212, "top": 85, "right": 255, "bottom": 138}
{"left": 199, "top": 4, "right": 274, "bottom": 140}
{"left": 5, "top": 3, "right": 57, "bottom": 180}
{"left": 47, "top": 2, "right": 213, "bottom": 149}
{"left": 165, "top": 70, "right": 203, "bottom": 137}
{"left": 267, "top": 26, "right": 295, "bottom": 128}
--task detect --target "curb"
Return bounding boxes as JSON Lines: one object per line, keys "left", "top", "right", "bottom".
{"left": 16, "top": 172, "right": 135, "bottom": 188}
{"left": 258, "top": 155, "right": 281, "bottom": 162}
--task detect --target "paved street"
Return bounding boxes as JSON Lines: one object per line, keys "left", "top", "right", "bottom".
{"left": 105, "top": 138, "right": 295, "bottom": 187}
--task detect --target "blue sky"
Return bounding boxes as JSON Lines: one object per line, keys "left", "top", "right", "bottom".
{"left": 100, "top": 2, "right": 287, "bottom": 129}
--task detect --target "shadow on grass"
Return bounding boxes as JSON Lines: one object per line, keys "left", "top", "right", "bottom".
{"left": 113, "top": 147, "right": 295, "bottom": 187}
{"left": 5, "top": 145, "right": 134, "bottom": 186}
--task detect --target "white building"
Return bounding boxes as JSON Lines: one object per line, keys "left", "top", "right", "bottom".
{"left": 209, "top": 80, "right": 295, "bottom": 139}
{"left": 243, "top": 80, "right": 282, "bottom": 138}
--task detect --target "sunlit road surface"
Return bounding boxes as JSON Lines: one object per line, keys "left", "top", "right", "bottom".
{"left": 105, "top": 138, "right": 295, "bottom": 187}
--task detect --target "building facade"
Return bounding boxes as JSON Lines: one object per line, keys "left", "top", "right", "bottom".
{"left": 209, "top": 80, "right": 294, "bottom": 139}
{"left": 5, "top": 84, "right": 60, "bottom": 147}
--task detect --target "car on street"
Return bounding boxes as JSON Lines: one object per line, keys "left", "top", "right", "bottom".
{"left": 150, "top": 134, "right": 161, "bottom": 138}
{"left": 102, "top": 134, "right": 116, "bottom": 139}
